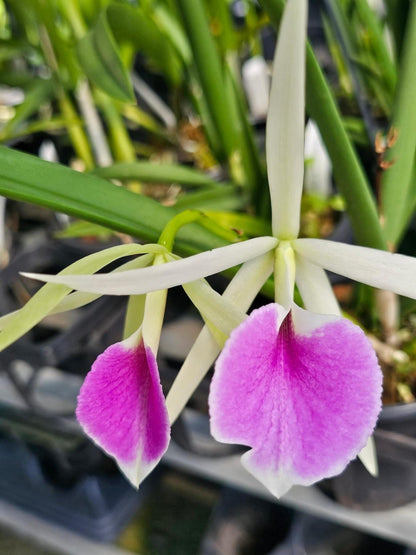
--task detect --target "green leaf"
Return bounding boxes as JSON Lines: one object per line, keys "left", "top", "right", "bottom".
{"left": 107, "top": 3, "right": 182, "bottom": 85}
{"left": 174, "top": 186, "right": 246, "bottom": 211}
{"left": 54, "top": 220, "right": 114, "bottom": 239}
{"left": 76, "top": 9, "right": 134, "bottom": 102}
{"left": 92, "top": 162, "right": 221, "bottom": 187}
{"left": 123, "top": 294, "right": 146, "bottom": 339}
{"left": 176, "top": 0, "right": 242, "bottom": 165}
{"left": 0, "top": 146, "right": 228, "bottom": 254}
{"left": 152, "top": 4, "right": 192, "bottom": 64}
{"left": 204, "top": 211, "right": 272, "bottom": 237}
{"left": 381, "top": 1, "right": 416, "bottom": 247}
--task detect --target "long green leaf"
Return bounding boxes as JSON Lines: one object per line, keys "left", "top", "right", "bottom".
{"left": 92, "top": 162, "right": 221, "bottom": 186}
{"left": 381, "top": 0, "right": 416, "bottom": 247}
{"left": 108, "top": 3, "right": 182, "bottom": 85}
{"left": 0, "top": 147, "right": 227, "bottom": 254}
{"left": 76, "top": 9, "right": 134, "bottom": 102}
{"left": 174, "top": 186, "right": 245, "bottom": 211}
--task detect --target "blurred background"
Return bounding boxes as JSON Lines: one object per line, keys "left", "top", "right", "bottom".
{"left": 0, "top": 0, "right": 416, "bottom": 552}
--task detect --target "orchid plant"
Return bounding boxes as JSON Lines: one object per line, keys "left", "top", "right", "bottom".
{"left": 2, "top": 0, "right": 416, "bottom": 499}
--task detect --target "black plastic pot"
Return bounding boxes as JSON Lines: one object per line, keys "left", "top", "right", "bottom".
{"left": 270, "top": 512, "right": 411, "bottom": 555}
{"left": 322, "top": 402, "right": 416, "bottom": 511}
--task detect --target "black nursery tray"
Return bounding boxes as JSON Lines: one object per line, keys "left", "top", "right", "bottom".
{"left": 0, "top": 433, "right": 151, "bottom": 542}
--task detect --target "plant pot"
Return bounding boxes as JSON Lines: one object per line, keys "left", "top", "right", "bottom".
{"left": 270, "top": 512, "right": 409, "bottom": 555}
{"left": 321, "top": 402, "right": 416, "bottom": 510}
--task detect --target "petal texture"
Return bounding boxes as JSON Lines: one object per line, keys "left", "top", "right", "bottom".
{"left": 209, "top": 303, "right": 382, "bottom": 497}
{"left": 76, "top": 339, "right": 170, "bottom": 486}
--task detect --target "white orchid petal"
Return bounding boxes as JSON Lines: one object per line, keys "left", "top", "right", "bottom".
{"left": 358, "top": 436, "right": 378, "bottom": 477}
{"left": 0, "top": 246, "right": 158, "bottom": 352}
{"left": 53, "top": 254, "right": 155, "bottom": 316}
{"left": 295, "top": 252, "right": 379, "bottom": 476}
{"left": 0, "top": 255, "right": 155, "bottom": 333}
{"left": 294, "top": 239, "right": 416, "bottom": 299}
{"left": 183, "top": 279, "right": 246, "bottom": 337}
{"left": 267, "top": 0, "right": 307, "bottom": 238}
{"left": 166, "top": 326, "right": 219, "bottom": 424}
{"left": 21, "top": 237, "right": 278, "bottom": 295}
{"left": 295, "top": 254, "right": 341, "bottom": 315}
{"left": 166, "top": 251, "right": 274, "bottom": 424}
{"left": 142, "top": 288, "right": 168, "bottom": 354}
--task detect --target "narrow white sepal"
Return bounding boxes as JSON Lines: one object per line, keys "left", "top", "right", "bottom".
{"left": 358, "top": 436, "right": 378, "bottom": 477}
{"left": 0, "top": 254, "right": 155, "bottom": 332}
{"left": 293, "top": 239, "right": 416, "bottom": 300}
{"left": 183, "top": 279, "right": 246, "bottom": 336}
{"left": 142, "top": 289, "right": 168, "bottom": 354}
{"left": 295, "top": 252, "right": 379, "bottom": 476}
{"left": 267, "top": 0, "right": 307, "bottom": 238}
{"left": 166, "top": 326, "right": 219, "bottom": 425}
{"left": 21, "top": 237, "right": 278, "bottom": 295}
{"left": 53, "top": 254, "right": 155, "bottom": 315}
{"left": 295, "top": 254, "right": 341, "bottom": 315}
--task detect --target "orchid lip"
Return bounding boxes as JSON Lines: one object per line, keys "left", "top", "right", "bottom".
{"left": 210, "top": 303, "right": 382, "bottom": 497}
{"left": 76, "top": 337, "right": 170, "bottom": 488}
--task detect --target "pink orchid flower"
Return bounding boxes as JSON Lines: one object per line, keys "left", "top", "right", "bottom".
{"left": 23, "top": 0, "right": 416, "bottom": 496}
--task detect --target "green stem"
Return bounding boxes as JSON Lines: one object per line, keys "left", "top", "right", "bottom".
{"left": 59, "top": 0, "right": 138, "bottom": 170}
{"left": 58, "top": 0, "right": 87, "bottom": 37}
{"left": 158, "top": 210, "right": 204, "bottom": 250}
{"left": 58, "top": 90, "right": 94, "bottom": 170}
{"left": 259, "top": 0, "right": 386, "bottom": 250}
{"left": 95, "top": 90, "right": 136, "bottom": 163}
{"left": 37, "top": 21, "right": 94, "bottom": 169}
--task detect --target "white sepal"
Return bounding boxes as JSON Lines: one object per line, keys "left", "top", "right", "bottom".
{"left": 295, "top": 254, "right": 341, "bottom": 315}
{"left": 182, "top": 279, "right": 246, "bottom": 336}
{"left": 358, "top": 436, "right": 378, "bottom": 477}
{"left": 21, "top": 237, "right": 278, "bottom": 295}
{"left": 293, "top": 238, "right": 416, "bottom": 300}
{"left": 267, "top": 0, "right": 307, "bottom": 238}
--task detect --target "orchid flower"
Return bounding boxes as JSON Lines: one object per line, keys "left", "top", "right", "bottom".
{"left": 18, "top": 0, "right": 416, "bottom": 496}
{"left": 76, "top": 281, "right": 170, "bottom": 486}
